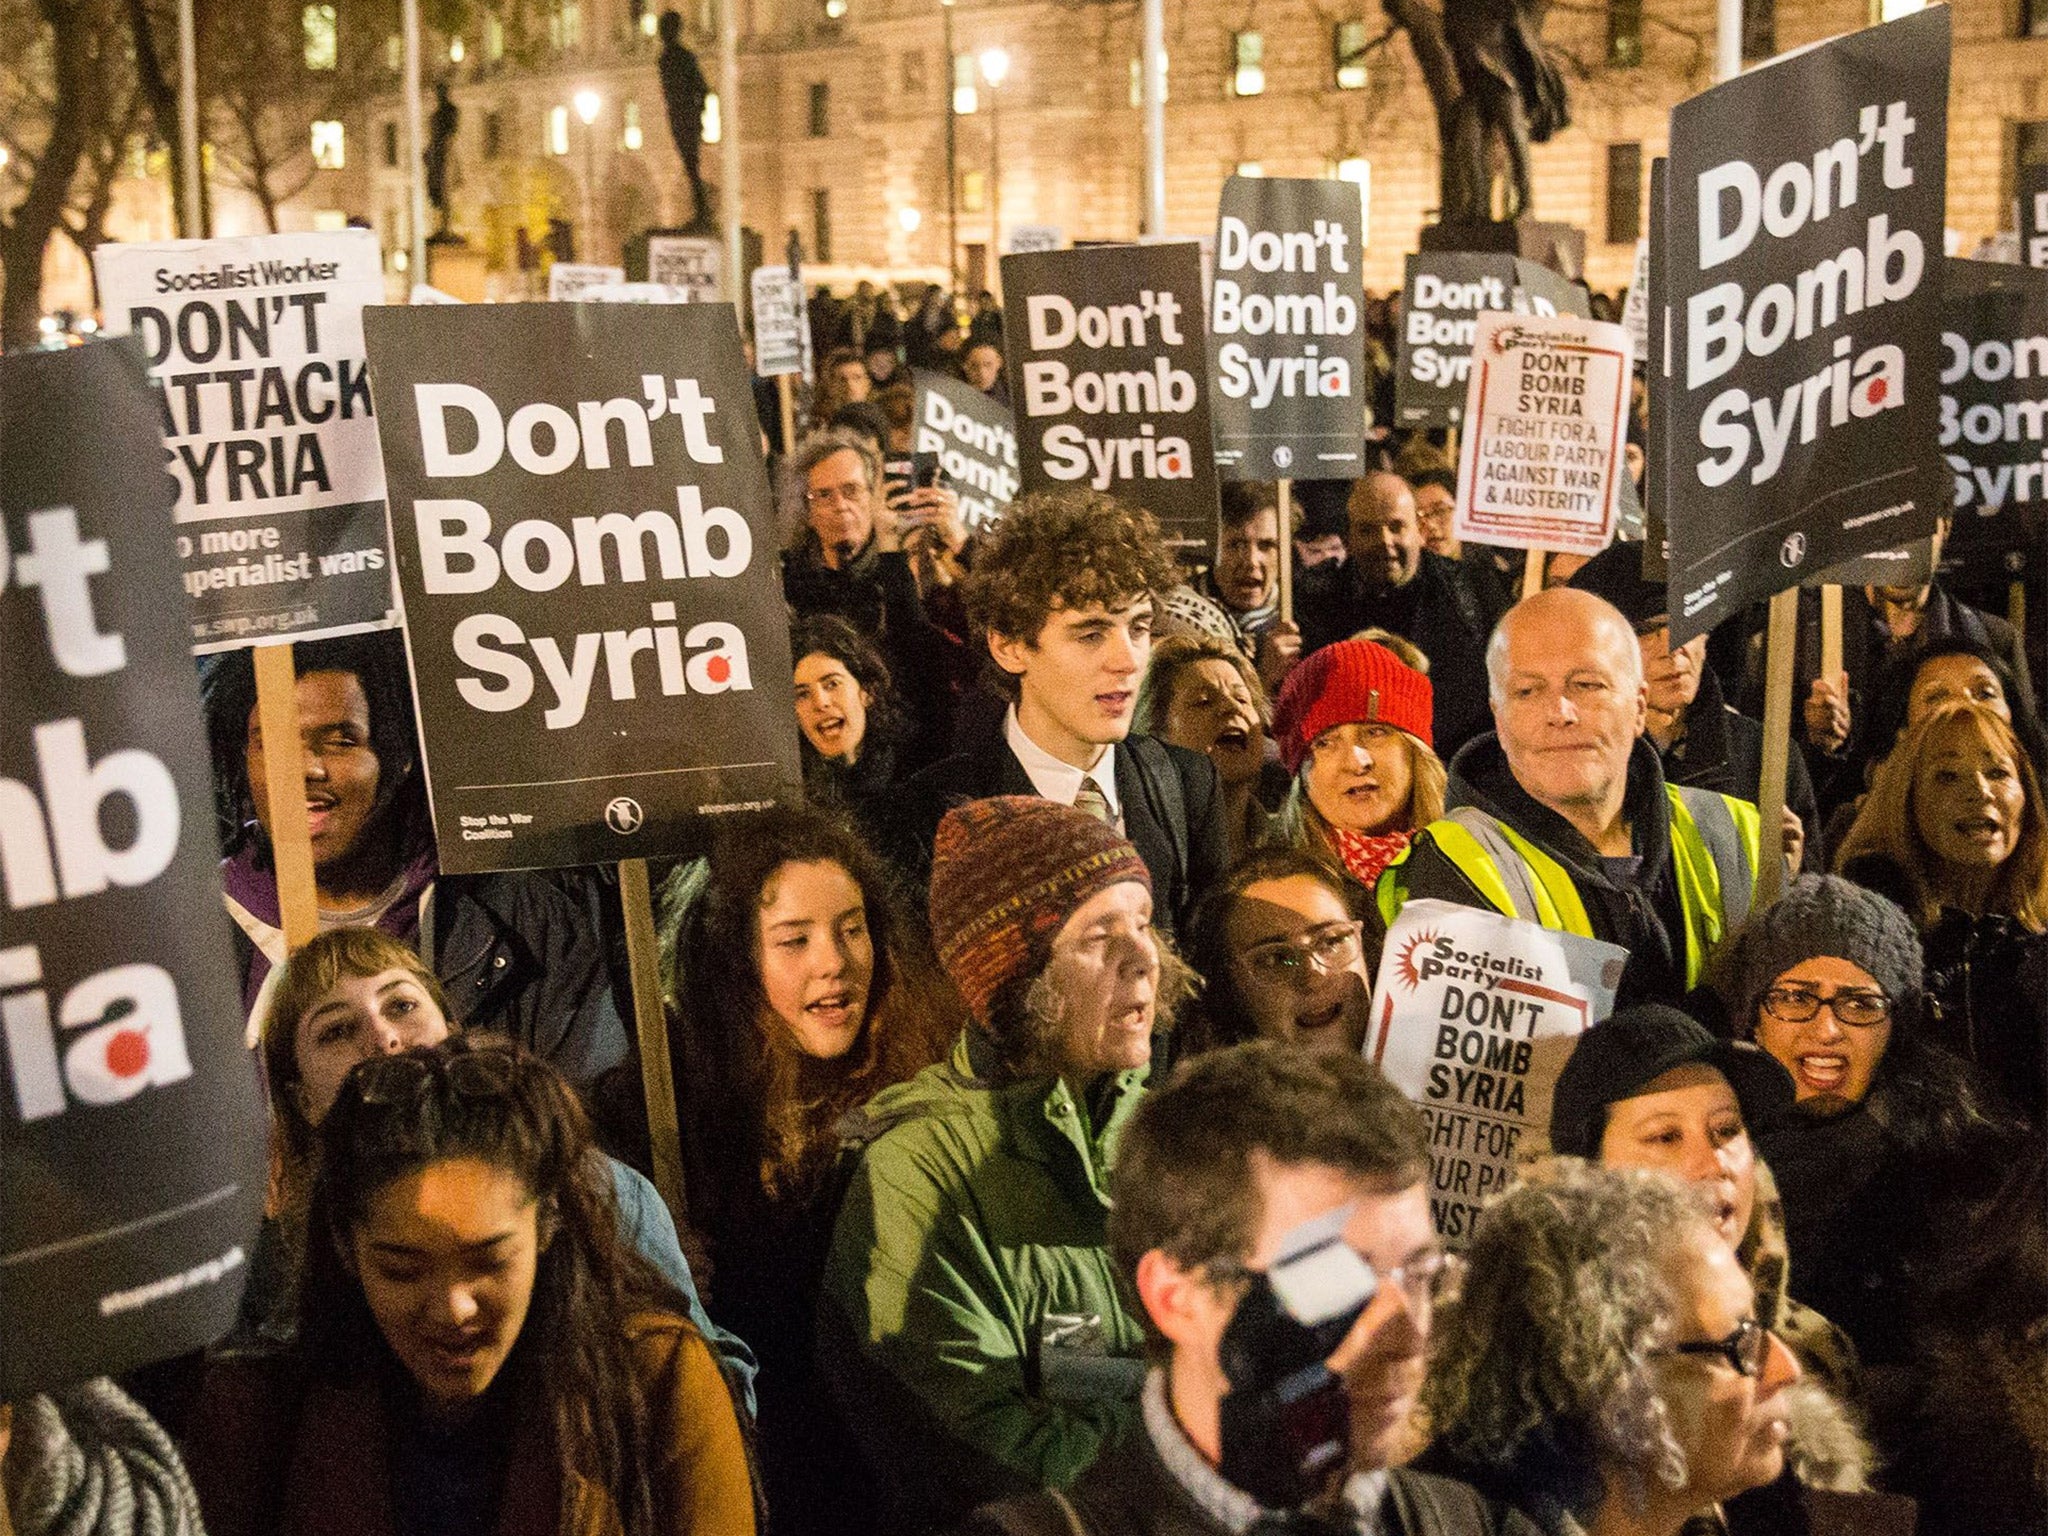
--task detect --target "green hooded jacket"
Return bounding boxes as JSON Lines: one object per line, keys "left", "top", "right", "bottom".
{"left": 817, "top": 1031, "right": 1149, "bottom": 1532}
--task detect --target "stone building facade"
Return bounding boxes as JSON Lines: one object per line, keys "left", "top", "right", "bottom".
{"left": 35, "top": 0, "right": 2048, "bottom": 312}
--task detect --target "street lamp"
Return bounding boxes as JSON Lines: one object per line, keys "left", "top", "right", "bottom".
{"left": 979, "top": 47, "right": 1010, "bottom": 273}
{"left": 573, "top": 89, "right": 602, "bottom": 262}
{"left": 941, "top": 0, "right": 958, "bottom": 295}
{"left": 897, "top": 206, "right": 923, "bottom": 233}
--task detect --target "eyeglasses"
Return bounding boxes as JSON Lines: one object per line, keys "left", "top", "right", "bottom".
{"left": 349, "top": 1045, "right": 521, "bottom": 1108}
{"left": 1205, "top": 1247, "right": 1461, "bottom": 1316}
{"left": 805, "top": 480, "right": 871, "bottom": 509}
{"left": 1660, "top": 1317, "right": 1771, "bottom": 1378}
{"left": 1761, "top": 985, "right": 1890, "bottom": 1028}
{"left": 1239, "top": 922, "right": 1364, "bottom": 982}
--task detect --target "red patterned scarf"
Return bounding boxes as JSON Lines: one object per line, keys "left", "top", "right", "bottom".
{"left": 1330, "top": 827, "right": 1415, "bottom": 890}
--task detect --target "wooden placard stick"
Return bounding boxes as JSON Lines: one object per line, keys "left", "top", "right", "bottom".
{"left": 1521, "top": 548, "right": 1545, "bottom": 600}
{"left": 776, "top": 372, "right": 798, "bottom": 458}
{"left": 619, "top": 856, "right": 688, "bottom": 1230}
{"left": 1819, "top": 584, "right": 1843, "bottom": 681}
{"left": 1275, "top": 477, "right": 1294, "bottom": 626}
{"left": 1754, "top": 587, "right": 1800, "bottom": 909}
{"left": 252, "top": 643, "right": 320, "bottom": 950}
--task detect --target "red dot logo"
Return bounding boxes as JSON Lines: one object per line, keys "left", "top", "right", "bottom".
{"left": 104, "top": 1029, "right": 151, "bottom": 1079}
{"left": 705, "top": 655, "right": 731, "bottom": 685}
{"left": 1160, "top": 453, "right": 1183, "bottom": 475}
{"left": 1866, "top": 378, "right": 1888, "bottom": 406}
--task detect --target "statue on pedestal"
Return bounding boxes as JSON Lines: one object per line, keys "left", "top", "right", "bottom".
{"left": 658, "top": 10, "right": 713, "bottom": 230}
{"left": 424, "top": 82, "right": 460, "bottom": 239}
{"left": 1382, "top": 0, "right": 1570, "bottom": 225}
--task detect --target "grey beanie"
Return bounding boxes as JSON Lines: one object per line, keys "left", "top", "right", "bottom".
{"left": 1719, "top": 874, "right": 1924, "bottom": 1037}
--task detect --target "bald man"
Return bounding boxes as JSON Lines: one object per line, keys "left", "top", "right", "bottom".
{"left": 1296, "top": 472, "right": 1496, "bottom": 751}
{"left": 1377, "top": 588, "right": 1762, "bottom": 1010}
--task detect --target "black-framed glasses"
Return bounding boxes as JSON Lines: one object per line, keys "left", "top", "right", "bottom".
{"left": 1660, "top": 1317, "right": 1770, "bottom": 1378}
{"left": 350, "top": 1044, "right": 520, "bottom": 1108}
{"left": 1761, "top": 985, "right": 1890, "bottom": 1028}
{"left": 1239, "top": 922, "right": 1364, "bottom": 983}
{"left": 1204, "top": 1247, "right": 1461, "bottom": 1316}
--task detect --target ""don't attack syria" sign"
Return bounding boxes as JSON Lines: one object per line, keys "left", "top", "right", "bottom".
{"left": 1370, "top": 900, "right": 1625, "bottom": 1245}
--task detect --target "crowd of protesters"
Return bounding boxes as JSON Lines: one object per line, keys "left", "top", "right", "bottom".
{"left": 4, "top": 283, "right": 2047, "bottom": 1536}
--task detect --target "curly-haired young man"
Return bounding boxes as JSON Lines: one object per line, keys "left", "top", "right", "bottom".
{"left": 886, "top": 488, "right": 1229, "bottom": 939}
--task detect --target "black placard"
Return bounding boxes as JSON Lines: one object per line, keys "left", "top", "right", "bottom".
{"left": 363, "top": 303, "right": 802, "bottom": 874}
{"left": 909, "top": 369, "right": 1021, "bottom": 531}
{"left": 1001, "top": 242, "right": 1219, "bottom": 552}
{"left": 0, "top": 339, "right": 265, "bottom": 1397}
{"left": 2022, "top": 163, "right": 2048, "bottom": 271}
{"left": 1208, "top": 176, "right": 1368, "bottom": 481}
{"left": 1644, "top": 157, "right": 1671, "bottom": 581}
{"left": 1940, "top": 257, "right": 2048, "bottom": 585}
{"left": 1664, "top": 6, "right": 1950, "bottom": 643}
{"left": 1396, "top": 252, "right": 1520, "bottom": 429}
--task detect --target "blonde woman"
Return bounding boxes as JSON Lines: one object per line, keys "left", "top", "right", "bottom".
{"left": 1836, "top": 699, "right": 2048, "bottom": 1117}
{"left": 1269, "top": 637, "right": 1448, "bottom": 910}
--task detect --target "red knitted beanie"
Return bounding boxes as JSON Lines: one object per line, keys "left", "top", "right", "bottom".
{"left": 1272, "top": 639, "right": 1435, "bottom": 773}
{"left": 929, "top": 796, "right": 1150, "bottom": 1028}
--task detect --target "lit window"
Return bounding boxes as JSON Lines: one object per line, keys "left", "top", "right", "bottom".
{"left": 303, "top": 4, "right": 337, "bottom": 70}
{"left": 1128, "top": 54, "right": 1169, "bottom": 107}
{"left": 486, "top": 12, "right": 505, "bottom": 59}
{"left": 1874, "top": 0, "right": 1925, "bottom": 17}
{"left": 703, "top": 91, "right": 722, "bottom": 142}
{"left": 312, "top": 209, "right": 348, "bottom": 231}
{"left": 953, "top": 54, "right": 978, "bottom": 115}
{"left": 551, "top": 1, "right": 582, "bottom": 50}
{"left": 1334, "top": 20, "right": 1369, "bottom": 89}
{"left": 385, "top": 33, "right": 402, "bottom": 69}
{"left": 1235, "top": 162, "right": 1264, "bottom": 177}
{"left": 311, "top": 120, "right": 346, "bottom": 169}
{"left": 962, "top": 169, "right": 986, "bottom": 212}
{"left": 449, "top": 36, "right": 465, "bottom": 62}
{"left": 1608, "top": 0, "right": 1643, "bottom": 68}
{"left": 642, "top": 9, "right": 657, "bottom": 35}
{"left": 622, "top": 100, "right": 643, "bottom": 150}
{"left": 1231, "top": 32, "right": 1264, "bottom": 97}
{"left": 823, "top": 0, "right": 848, "bottom": 16}
{"left": 548, "top": 105, "right": 570, "bottom": 155}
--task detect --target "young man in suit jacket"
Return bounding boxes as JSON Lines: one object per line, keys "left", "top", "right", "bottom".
{"left": 888, "top": 489, "right": 1229, "bottom": 942}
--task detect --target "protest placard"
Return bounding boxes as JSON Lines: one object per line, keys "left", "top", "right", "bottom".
{"left": 363, "top": 301, "right": 802, "bottom": 875}
{"left": 647, "top": 235, "right": 722, "bottom": 301}
{"left": 1644, "top": 158, "right": 1671, "bottom": 580}
{"left": 1939, "top": 257, "right": 2048, "bottom": 585}
{"left": 1452, "top": 311, "right": 1634, "bottom": 558}
{"left": 1396, "top": 252, "right": 1520, "bottom": 429}
{"left": 1207, "top": 175, "right": 1368, "bottom": 481}
{"left": 584, "top": 282, "right": 695, "bottom": 304}
{"left": 1002, "top": 241, "right": 1219, "bottom": 551}
{"left": 1663, "top": 6, "right": 1950, "bottom": 643}
{"left": 2022, "top": 163, "right": 2048, "bottom": 271}
{"left": 1006, "top": 225, "right": 1064, "bottom": 255}
{"left": 910, "top": 369, "right": 1021, "bottom": 530}
{"left": 548, "top": 262, "right": 626, "bottom": 300}
{"left": 1620, "top": 238, "right": 1651, "bottom": 361}
{"left": 750, "top": 265, "right": 811, "bottom": 379}
{"left": 1369, "top": 900, "right": 1626, "bottom": 1245}
{"left": 1511, "top": 259, "right": 1592, "bottom": 319}
{"left": 92, "top": 230, "right": 396, "bottom": 652}
{"left": 1, "top": 339, "right": 265, "bottom": 1397}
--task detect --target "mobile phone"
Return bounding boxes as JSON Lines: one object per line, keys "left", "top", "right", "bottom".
{"left": 911, "top": 451, "right": 944, "bottom": 490}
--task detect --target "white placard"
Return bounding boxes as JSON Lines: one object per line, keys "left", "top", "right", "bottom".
{"left": 1369, "top": 900, "right": 1627, "bottom": 1244}
{"left": 548, "top": 262, "right": 625, "bottom": 300}
{"left": 750, "top": 266, "right": 811, "bottom": 379}
{"left": 647, "top": 236, "right": 723, "bottom": 302}
{"left": 1005, "top": 225, "right": 1064, "bottom": 255}
{"left": 1453, "top": 310, "right": 1634, "bottom": 557}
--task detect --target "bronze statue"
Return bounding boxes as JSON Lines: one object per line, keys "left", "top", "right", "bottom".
{"left": 657, "top": 10, "right": 712, "bottom": 229}
{"left": 424, "top": 81, "right": 458, "bottom": 237}
{"left": 1383, "top": 0, "right": 1570, "bottom": 225}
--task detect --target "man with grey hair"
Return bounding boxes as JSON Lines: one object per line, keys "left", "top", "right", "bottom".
{"left": 782, "top": 426, "right": 959, "bottom": 762}
{"left": 1378, "top": 587, "right": 1761, "bottom": 1010}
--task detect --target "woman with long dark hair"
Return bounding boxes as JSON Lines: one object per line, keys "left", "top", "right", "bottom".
{"left": 184, "top": 1037, "right": 756, "bottom": 1536}
{"left": 659, "top": 806, "right": 952, "bottom": 1534}
{"left": 790, "top": 614, "right": 906, "bottom": 846}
